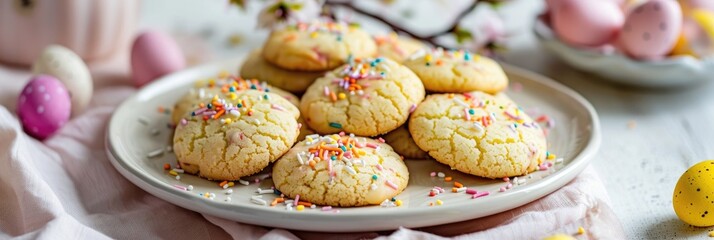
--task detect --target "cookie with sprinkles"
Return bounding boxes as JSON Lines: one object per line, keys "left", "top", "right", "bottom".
{"left": 173, "top": 90, "right": 300, "bottom": 180}
{"left": 240, "top": 49, "right": 326, "bottom": 94}
{"left": 374, "top": 33, "right": 427, "bottom": 63}
{"left": 299, "top": 57, "right": 425, "bottom": 136}
{"left": 382, "top": 125, "right": 430, "bottom": 159}
{"left": 171, "top": 72, "right": 299, "bottom": 124}
{"left": 404, "top": 48, "right": 508, "bottom": 94}
{"left": 272, "top": 133, "right": 409, "bottom": 207}
{"left": 409, "top": 91, "right": 547, "bottom": 178}
{"left": 170, "top": 73, "right": 315, "bottom": 140}
{"left": 262, "top": 20, "right": 377, "bottom": 71}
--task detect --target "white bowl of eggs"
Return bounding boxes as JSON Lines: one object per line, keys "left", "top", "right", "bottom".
{"left": 535, "top": 0, "right": 714, "bottom": 88}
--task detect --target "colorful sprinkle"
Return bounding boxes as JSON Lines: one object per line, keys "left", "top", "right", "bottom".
{"left": 329, "top": 122, "right": 343, "bottom": 129}
{"left": 385, "top": 180, "right": 398, "bottom": 190}
{"left": 472, "top": 191, "right": 490, "bottom": 199}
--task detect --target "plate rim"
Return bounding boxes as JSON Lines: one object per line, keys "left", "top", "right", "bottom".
{"left": 106, "top": 58, "right": 602, "bottom": 232}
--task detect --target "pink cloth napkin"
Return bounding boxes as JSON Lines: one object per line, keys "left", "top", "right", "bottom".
{"left": 0, "top": 53, "right": 625, "bottom": 240}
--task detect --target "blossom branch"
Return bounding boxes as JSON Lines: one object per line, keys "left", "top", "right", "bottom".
{"left": 324, "top": 0, "right": 481, "bottom": 48}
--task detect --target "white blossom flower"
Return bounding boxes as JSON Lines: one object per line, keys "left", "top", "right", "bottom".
{"left": 257, "top": 0, "right": 322, "bottom": 29}
{"left": 457, "top": 5, "right": 507, "bottom": 54}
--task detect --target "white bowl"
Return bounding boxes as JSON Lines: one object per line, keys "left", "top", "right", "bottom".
{"left": 534, "top": 17, "right": 714, "bottom": 88}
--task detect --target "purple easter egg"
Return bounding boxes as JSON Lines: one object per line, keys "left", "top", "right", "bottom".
{"left": 17, "top": 75, "right": 72, "bottom": 140}
{"left": 620, "top": 0, "right": 682, "bottom": 60}
{"left": 131, "top": 31, "right": 185, "bottom": 87}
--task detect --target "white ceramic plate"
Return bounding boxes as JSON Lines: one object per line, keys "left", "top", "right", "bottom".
{"left": 534, "top": 17, "right": 714, "bottom": 88}
{"left": 106, "top": 57, "right": 601, "bottom": 232}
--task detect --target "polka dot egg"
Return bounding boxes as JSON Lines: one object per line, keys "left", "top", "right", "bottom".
{"left": 619, "top": 0, "right": 682, "bottom": 60}
{"left": 17, "top": 75, "right": 72, "bottom": 140}
{"left": 673, "top": 160, "right": 714, "bottom": 227}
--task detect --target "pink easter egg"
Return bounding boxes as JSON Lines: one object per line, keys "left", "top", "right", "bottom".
{"left": 620, "top": 0, "right": 682, "bottom": 60}
{"left": 688, "top": 0, "right": 714, "bottom": 12}
{"left": 17, "top": 75, "right": 72, "bottom": 140}
{"left": 552, "top": 0, "right": 625, "bottom": 47}
{"left": 131, "top": 31, "right": 185, "bottom": 87}
{"left": 547, "top": 0, "right": 624, "bottom": 9}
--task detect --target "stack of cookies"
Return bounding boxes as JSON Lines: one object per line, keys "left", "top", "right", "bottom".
{"left": 171, "top": 19, "right": 549, "bottom": 208}
{"left": 239, "top": 21, "right": 376, "bottom": 94}
{"left": 403, "top": 48, "right": 548, "bottom": 178}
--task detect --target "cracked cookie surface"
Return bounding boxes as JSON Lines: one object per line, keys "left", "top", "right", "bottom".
{"left": 171, "top": 74, "right": 314, "bottom": 140}
{"left": 173, "top": 90, "right": 300, "bottom": 180}
{"left": 374, "top": 34, "right": 426, "bottom": 63}
{"left": 262, "top": 20, "right": 377, "bottom": 71}
{"left": 382, "top": 125, "right": 429, "bottom": 159}
{"left": 171, "top": 74, "right": 299, "bottom": 125}
{"left": 300, "top": 57, "right": 425, "bottom": 136}
{"left": 240, "top": 49, "right": 325, "bottom": 94}
{"left": 409, "top": 91, "right": 547, "bottom": 178}
{"left": 272, "top": 133, "right": 409, "bottom": 207}
{"left": 404, "top": 49, "right": 508, "bottom": 94}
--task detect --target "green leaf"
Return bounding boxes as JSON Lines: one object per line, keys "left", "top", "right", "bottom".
{"left": 287, "top": 3, "right": 304, "bottom": 10}
{"left": 453, "top": 27, "right": 473, "bottom": 44}
{"left": 267, "top": 2, "right": 283, "bottom": 12}
{"left": 229, "top": 0, "right": 247, "bottom": 9}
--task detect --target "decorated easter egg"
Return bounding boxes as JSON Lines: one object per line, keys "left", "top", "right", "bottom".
{"left": 551, "top": 0, "right": 625, "bottom": 47}
{"left": 672, "top": 10, "right": 714, "bottom": 57}
{"left": 673, "top": 160, "right": 714, "bottom": 227}
{"left": 17, "top": 75, "right": 72, "bottom": 140}
{"left": 546, "top": 0, "right": 624, "bottom": 10}
{"left": 620, "top": 0, "right": 682, "bottom": 60}
{"left": 131, "top": 31, "right": 185, "bottom": 87}
{"left": 685, "top": 0, "right": 714, "bottom": 12}
{"left": 32, "top": 45, "right": 92, "bottom": 116}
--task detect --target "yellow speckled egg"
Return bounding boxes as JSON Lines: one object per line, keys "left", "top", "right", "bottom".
{"left": 673, "top": 160, "right": 714, "bottom": 226}
{"left": 542, "top": 234, "right": 576, "bottom": 240}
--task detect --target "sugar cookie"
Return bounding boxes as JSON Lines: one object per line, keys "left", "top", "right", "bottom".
{"left": 171, "top": 73, "right": 299, "bottom": 125}
{"left": 240, "top": 49, "right": 325, "bottom": 93}
{"left": 382, "top": 125, "right": 429, "bottom": 159}
{"left": 173, "top": 90, "right": 300, "bottom": 180}
{"left": 404, "top": 48, "right": 508, "bottom": 94}
{"left": 300, "top": 57, "right": 425, "bottom": 136}
{"left": 409, "top": 91, "right": 547, "bottom": 178}
{"left": 272, "top": 133, "right": 409, "bottom": 207}
{"left": 262, "top": 20, "right": 377, "bottom": 71}
{"left": 374, "top": 34, "right": 426, "bottom": 63}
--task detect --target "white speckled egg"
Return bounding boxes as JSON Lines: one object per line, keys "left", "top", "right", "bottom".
{"left": 620, "top": 0, "right": 683, "bottom": 60}
{"left": 551, "top": 0, "right": 625, "bottom": 47}
{"left": 32, "top": 45, "right": 92, "bottom": 116}
{"left": 17, "top": 75, "right": 72, "bottom": 140}
{"left": 131, "top": 31, "right": 185, "bottom": 87}
{"left": 674, "top": 160, "right": 714, "bottom": 227}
